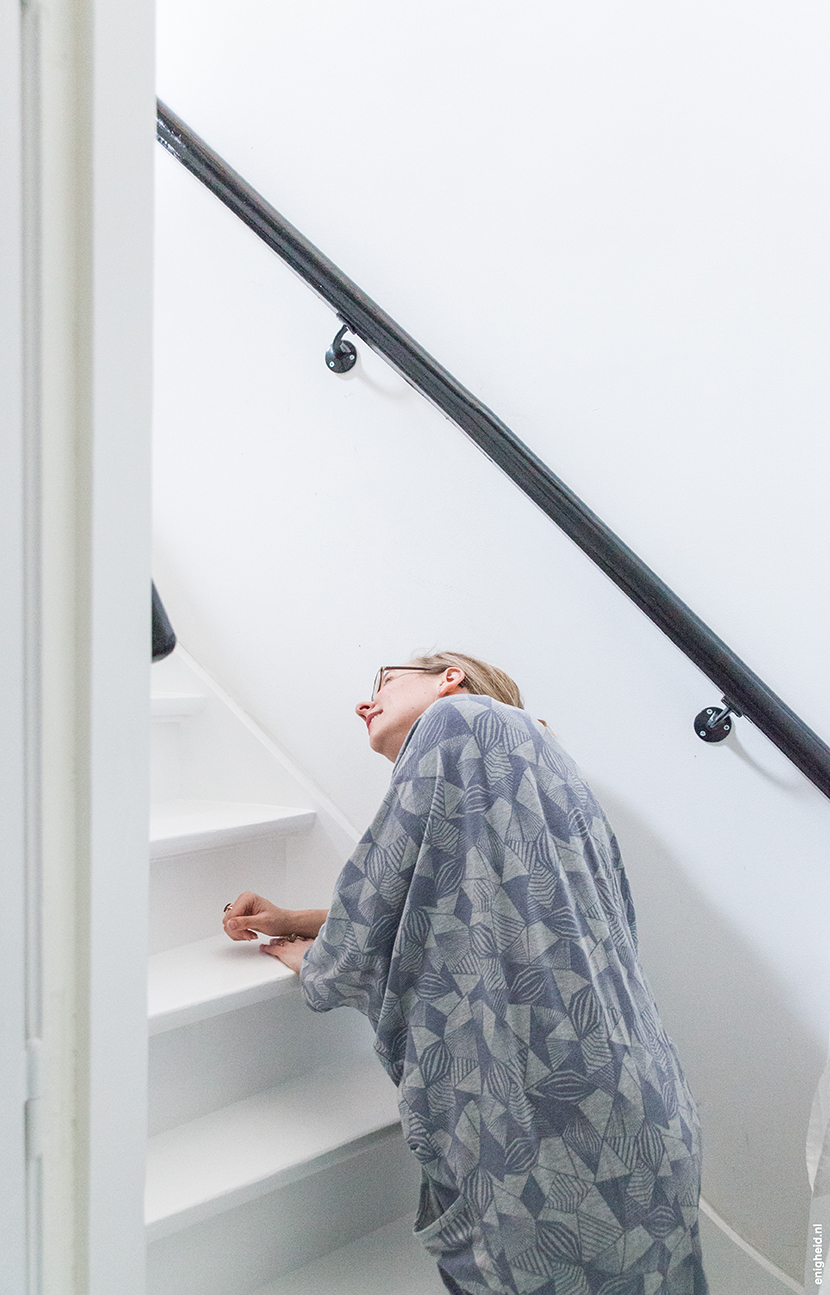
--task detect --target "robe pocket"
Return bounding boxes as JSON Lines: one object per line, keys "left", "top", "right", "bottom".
{"left": 413, "top": 1172, "right": 481, "bottom": 1257}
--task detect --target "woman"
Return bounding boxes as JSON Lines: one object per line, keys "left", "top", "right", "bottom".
{"left": 224, "top": 653, "right": 708, "bottom": 1295}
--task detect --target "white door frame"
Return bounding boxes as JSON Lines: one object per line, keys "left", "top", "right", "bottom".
{"left": 1, "top": 0, "right": 31, "bottom": 1287}
{"left": 2, "top": 0, "right": 155, "bottom": 1289}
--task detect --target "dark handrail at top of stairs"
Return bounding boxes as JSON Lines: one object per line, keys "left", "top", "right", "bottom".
{"left": 156, "top": 99, "right": 830, "bottom": 801}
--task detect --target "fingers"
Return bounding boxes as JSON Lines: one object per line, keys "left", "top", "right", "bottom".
{"left": 223, "top": 891, "right": 268, "bottom": 941}
{"left": 260, "top": 937, "right": 314, "bottom": 975}
{"left": 222, "top": 891, "right": 295, "bottom": 940}
{"left": 224, "top": 890, "right": 256, "bottom": 921}
{"left": 225, "top": 922, "right": 266, "bottom": 942}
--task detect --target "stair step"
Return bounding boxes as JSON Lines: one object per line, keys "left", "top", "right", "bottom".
{"left": 251, "top": 1213, "right": 445, "bottom": 1295}
{"left": 148, "top": 933, "right": 295, "bottom": 1035}
{"left": 150, "top": 800, "right": 315, "bottom": 859}
{"left": 145, "top": 1054, "right": 402, "bottom": 1241}
{"left": 151, "top": 692, "right": 207, "bottom": 721}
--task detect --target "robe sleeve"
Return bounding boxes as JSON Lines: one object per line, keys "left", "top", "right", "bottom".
{"left": 299, "top": 703, "right": 450, "bottom": 1033}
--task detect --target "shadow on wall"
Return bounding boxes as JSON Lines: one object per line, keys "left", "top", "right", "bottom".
{"left": 595, "top": 786, "right": 822, "bottom": 1282}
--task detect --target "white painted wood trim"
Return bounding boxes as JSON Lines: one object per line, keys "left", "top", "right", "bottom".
{"left": 29, "top": 0, "right": 154, "bottom": 1287}
{"left": 0, "top": 0, "right": 32, "bottom": 1287}
{"left": 150, "top": 800, "right": 316, "bottom": 858}
{"left": 78, "top": 0, "right": 154, "bottom": 1278}
{"left": 145, "top": 1055, "right": 402, "bottom": 1240}
{"left": 148, "top": 934, "right": 295, "bottom": 1034}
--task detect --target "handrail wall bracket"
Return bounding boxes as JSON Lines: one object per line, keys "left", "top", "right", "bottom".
{"left": 326, "top": 323, "right": 357, "bottom": 374}
{"left": 695, "top": 699, "right": 743, "bottom": 744}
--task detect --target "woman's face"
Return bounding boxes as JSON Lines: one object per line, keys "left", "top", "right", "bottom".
{"left": 355, "top": 664, "right": 466, "bottom": 762}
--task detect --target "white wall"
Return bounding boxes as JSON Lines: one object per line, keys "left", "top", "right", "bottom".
{"left": 154, "top": 1, "right": 830, "bottom": 1281}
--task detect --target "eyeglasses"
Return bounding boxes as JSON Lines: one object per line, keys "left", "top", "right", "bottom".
{"left": 371, "top": 665, "right": 434, "bottom": 700}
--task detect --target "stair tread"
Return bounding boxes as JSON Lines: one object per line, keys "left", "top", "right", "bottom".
{"left": 150, "top": 799, "right": 315, "bottom": 858}
{"left": 145, "top": 1053, "right": 401, "bottom": 1239}
{"left": 148, "top": 933, "right": 295, "bottom": 1034}
{"left": 251, "top": 1213, "right": 445, "bottom": 1295}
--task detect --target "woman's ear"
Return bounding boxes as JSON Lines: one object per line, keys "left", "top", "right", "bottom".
{"left": 437, "top": 667, "right": 467, "bottom": 696}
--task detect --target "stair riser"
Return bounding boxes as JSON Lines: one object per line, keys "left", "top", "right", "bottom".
{"left": 148, "top": 994, "right": 377, "bottom": 1135}
{"left": 250, "top": 1214, "right": 447, "bottom": 1295}
{"left": 151, "top": 720, "right": 185, "bottom": 802}
{"left": 149, "top": 836, "right": 287, "bottom": 954}
{"left": 146, "top": 1131, "right": 420, "bottom": 1295}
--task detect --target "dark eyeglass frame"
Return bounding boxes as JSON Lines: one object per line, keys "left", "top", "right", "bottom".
{"left": 371, "top": 665, "right": 436, "bottom": 700}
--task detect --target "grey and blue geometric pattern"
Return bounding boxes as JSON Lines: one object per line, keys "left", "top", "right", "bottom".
{"left": 302, "top": 696, "right": 708, "bottom": 1295}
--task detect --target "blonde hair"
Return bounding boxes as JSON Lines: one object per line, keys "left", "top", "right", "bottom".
{"left": 410, "top": 651, "right": 523, "bottom": 709}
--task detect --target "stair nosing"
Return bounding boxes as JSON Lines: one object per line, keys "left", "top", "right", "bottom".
{"left": 148, "top": 933, "right": 297, "bottom": 1035}
{"left": 150, "top": 800, "right": 316, "bottom": 859}
{"left": 146, "top": 1124, "right": 401, "bottom": 1241}
{"left": 145, "top": 1057, "right": 402, "bottom": 1241}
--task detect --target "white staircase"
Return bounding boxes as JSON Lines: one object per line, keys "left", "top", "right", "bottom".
{"left": 147, "top": 648, "right": 444, "bottom": 1295}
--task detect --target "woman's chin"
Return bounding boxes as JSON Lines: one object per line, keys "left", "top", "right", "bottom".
{"left": 368, "top": 727, "right": 400, "bottom": 762}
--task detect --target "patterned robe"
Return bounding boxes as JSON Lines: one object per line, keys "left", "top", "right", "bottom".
{"left": 301, "top": 696, "right": 708, "bottom": 1295}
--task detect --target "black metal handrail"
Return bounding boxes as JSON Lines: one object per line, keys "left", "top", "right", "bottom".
{"left": 152, "top": 582, "right": 176, "bottom": 662}
{"left": 156, "top": 99, "right": 830, "bottom": 801}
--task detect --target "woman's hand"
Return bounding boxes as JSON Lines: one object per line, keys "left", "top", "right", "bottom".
{"left": 260, "top": 936, "right": 315, "bottom": 975}
{"left": 223, "top": 893, "right": 329, "bottom": 943}
{"left": 223, "top": 891, "right": 294, "bottom": 941}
